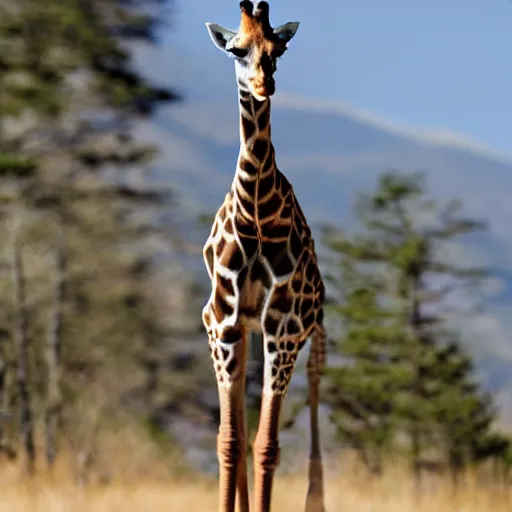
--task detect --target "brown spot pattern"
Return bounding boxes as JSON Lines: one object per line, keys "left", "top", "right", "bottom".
{"left": 202, "top": 72, "right": 325, "bottom": 396}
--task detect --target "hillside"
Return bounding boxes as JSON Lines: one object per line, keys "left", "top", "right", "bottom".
{"left": 132, "top": 44, "right": 512, "bottom": 424}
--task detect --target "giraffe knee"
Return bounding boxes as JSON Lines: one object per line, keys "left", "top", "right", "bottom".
{"left": 253, "top": 437, "right": 280, "bottom": 470}
{"left": 217, "top": 433, "right": 240, "bottom": 469}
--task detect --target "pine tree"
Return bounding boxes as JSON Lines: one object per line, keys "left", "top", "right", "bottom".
{"left": 324, "top": 171, "right": 505, "bottom": 483}
{"left": 0, "top": 0, "right": 200, "bottom": 478}
{"left": 325, "top": 275, "right": 410, "bottom": 474}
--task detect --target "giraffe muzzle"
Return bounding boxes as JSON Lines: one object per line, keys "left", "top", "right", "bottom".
{"left": 252, "top": 77, "right": 275, "bottom": 98}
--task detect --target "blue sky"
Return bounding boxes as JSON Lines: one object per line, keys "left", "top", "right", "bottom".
{"left": 162, "top": 0, "right": 512, "bottom": 157}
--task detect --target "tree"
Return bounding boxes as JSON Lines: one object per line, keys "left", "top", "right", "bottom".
{"left": 0, "top": 0, "right": 202, "bottom": 479}
{"left": 324, "top": 171, "right": 504, "bottom": 485}
{"left": 9, "top": 213, "right": 35, "bottom": 475}
{"left": 325, "top": 281, "right": 409, "bottom": 474}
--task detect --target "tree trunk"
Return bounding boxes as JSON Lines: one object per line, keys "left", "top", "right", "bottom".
{"left": 44, "top": 240, "right": 66, "bottom": 467}
{"left": 408, "top": 275, "right": 424, "bottom": 498}
{"left": 0, "top": 356, "right": 8, "bottom": 454}
{"left": 410, "top": 422, "right": 422, "bottom": 497}
{"left": 450, "top": 459, "right": 460, "bottom": 495}
{"left": 11, "top": 229, "right": 35, "bottom": 475}
{"left": 359, "top": 445, "right": 383, "bottom": 476}
{"left": 0, "top": 355, "right": 16, "bottom": 461}
{"left": 0, "top": 355, "right": 6, "bottom": 418}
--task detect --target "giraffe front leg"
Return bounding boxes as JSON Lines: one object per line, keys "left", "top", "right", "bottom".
{"left": 236, "top": 389, "right": 250, "bottom": 512}
{"left": 252, "top": 389, "right": 283, "bottom": 512}
{"left": 253, "top": 317, "right": 299, "bottom": 510}
{"left": 205, "top": 313, "right": 249, "bottom": 512}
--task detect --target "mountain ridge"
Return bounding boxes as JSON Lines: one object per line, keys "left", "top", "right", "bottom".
{"left": 133, "top": 42, "right": 512, "bottom": 420}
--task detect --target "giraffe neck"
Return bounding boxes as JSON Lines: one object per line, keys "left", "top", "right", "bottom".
{"left": 232, "top": 78, "right": 277, "bottom": 223}
{"left": 236, "top": 79, "right": 275, "bottom": 173}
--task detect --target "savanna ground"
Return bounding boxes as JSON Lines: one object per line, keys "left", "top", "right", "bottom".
{"left": 0, "top": 455, "right": 510, "bottom": 512}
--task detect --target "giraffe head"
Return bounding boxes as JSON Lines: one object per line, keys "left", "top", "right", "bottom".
{"left": 206, "top": 1, "right": 299, "bottom": 101}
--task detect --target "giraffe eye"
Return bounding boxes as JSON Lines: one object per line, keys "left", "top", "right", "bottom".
{"left": 229, "top": 47, "right": 248, "bottom": 59}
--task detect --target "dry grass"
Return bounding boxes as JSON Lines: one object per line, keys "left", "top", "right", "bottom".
{"left": 0, "top": 463, "right": 510, "bottom": 512}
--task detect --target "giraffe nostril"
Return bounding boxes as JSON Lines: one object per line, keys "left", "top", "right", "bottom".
{"left": 250, "top": 75, "right": 275, "bottom": 98}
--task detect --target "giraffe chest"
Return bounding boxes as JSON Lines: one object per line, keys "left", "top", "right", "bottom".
{"left": 226, "top": 242, "right": 296, "bottom": 334}
{"left": 204, "top": 187, "right": 323, "bottom": 328}
{"left": 238, "top": 265, "right": 267, "bottom": 332}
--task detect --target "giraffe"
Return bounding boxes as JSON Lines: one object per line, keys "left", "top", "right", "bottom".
{"left": 203, "top": 2, "right": 326, "bottom": 511}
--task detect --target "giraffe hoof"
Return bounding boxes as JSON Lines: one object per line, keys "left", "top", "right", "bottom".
{"left": 305, "top": 497, "right": 325, "bottom": 512}
{"left": 305, "top": 482, "right": 325, "bottom": 512}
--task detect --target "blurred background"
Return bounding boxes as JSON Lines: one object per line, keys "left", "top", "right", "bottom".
{"left": 1, "top": 0, "right": 512, "bottom": 509}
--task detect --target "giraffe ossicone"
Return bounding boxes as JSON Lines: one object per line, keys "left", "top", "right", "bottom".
{"left": 203, "top": 2, "right": 326, "bottom": 511}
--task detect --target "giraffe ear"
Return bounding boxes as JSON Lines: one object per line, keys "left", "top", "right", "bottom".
{"left": 273, "top": 22, "right": 300, "bottom": 44}
{"left": 206, "top": 23, "right": 237, "bottom": 52}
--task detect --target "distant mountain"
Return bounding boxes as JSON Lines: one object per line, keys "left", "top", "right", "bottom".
{"left": 134, "top": 43, "right": 512, "bottom": 422}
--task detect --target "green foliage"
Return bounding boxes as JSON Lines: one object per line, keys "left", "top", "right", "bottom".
{"left": 0, "top": 0, "right": 204, "bottom": 479}
{"left": 0, "top": 154, "right": 38, "bottom": 177}
{"left": 0, "top": 0, "right": 176, "bottom": 124}
{"left": 323, "top": 171, "right": 508, "bottom": 478}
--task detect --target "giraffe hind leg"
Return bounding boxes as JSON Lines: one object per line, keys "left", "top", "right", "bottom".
{"left": 236, "top": 376, "right": 250, "bottom": 512}
{"left": 305, "top": 325, "right": 326, "bottom": 512}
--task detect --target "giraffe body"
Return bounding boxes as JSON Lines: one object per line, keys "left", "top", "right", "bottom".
{"left": 203, "top": 3, "right": 326, "bottom": 511}
{"left": 203, "top": 152, "right": 326, "bottom": 395}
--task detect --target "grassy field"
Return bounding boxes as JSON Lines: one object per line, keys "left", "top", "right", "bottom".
{"left": 0, "top": 465, "right": 510, "bottom": 511}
